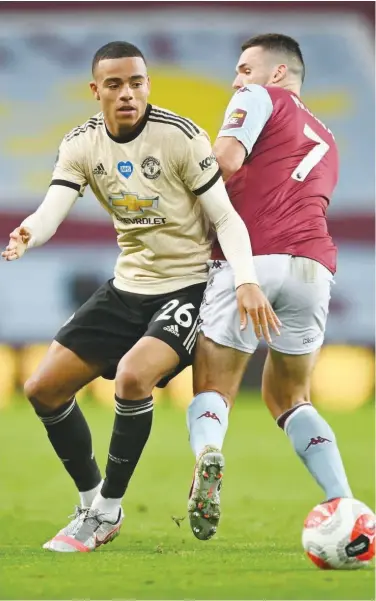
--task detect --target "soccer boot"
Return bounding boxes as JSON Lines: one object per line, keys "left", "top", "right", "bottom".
{"left": 188, "top": 446, "right": 224, "bottom": 541}
{"left": 43, "top": 506, "right": 124, "bottom": 552}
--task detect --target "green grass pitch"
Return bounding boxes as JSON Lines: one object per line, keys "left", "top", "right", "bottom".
{"left": 0, "top": 394, "right": 374, "bottom": 600}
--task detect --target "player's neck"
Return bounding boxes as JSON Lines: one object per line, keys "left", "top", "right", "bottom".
{"left": 106, "top": 119, "right": 142, "bottom": 140}
{"left": 104, "top": 105, "right": 151, "bottom": 143}
{"left": 279, "top": 81, "right": 301, "bottom": 97}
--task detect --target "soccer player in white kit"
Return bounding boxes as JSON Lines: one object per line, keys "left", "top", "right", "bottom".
{"left": 186, "top": 34, "right": 352, "bottom": 541}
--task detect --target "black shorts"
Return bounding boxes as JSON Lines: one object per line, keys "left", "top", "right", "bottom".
{"left": 55, "top": 279, "right": 206, "bottom": 387}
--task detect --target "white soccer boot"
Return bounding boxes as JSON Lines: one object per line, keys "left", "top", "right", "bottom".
{"left": 188, "top": 446, "right": 224, "bottom": 541}
{"left": 43, "top": 506, "right": 124, "bottom": 552}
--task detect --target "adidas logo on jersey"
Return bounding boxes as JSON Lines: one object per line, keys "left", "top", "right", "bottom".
{"left": 93, "top": 163, "right": 107, "bottom": 175}
{"left": 163, "top": 324, "right": 180, "bottom": 337}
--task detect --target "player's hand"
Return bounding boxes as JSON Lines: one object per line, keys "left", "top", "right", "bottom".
{"left": 236, "top": 283, "right": 281, "bottom": 344}
{"left": 1, "top": 226, "right": 31, "bottom": 261}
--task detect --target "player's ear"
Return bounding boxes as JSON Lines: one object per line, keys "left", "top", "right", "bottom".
{"left": 89, "top": 81, "right": 100, "bottom": 101}
{"left": 272, "top": 63, "right": 287, "bottom": 84}
{"left": 146, "top": 76, "right": 151, "bottom": 96}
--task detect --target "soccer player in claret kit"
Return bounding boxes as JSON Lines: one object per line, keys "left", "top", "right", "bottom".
{"left": 2, "top": 42, "right": 280, "bottom": 552}
{"left": 186, "top": 34, "right": 354, "bottom": 541}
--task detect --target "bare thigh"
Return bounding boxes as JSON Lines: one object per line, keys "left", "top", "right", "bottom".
{"left": 24, "top": 340, "right": 105, "bottom": 413}
{"left": 262, "top": 347, "right": 320, "bottom": 419}
{"left": 193, "top": 333, "right": 251, "bottom": 407}
{"left": 115, "top": 336, "right": 180, "bottom": 400}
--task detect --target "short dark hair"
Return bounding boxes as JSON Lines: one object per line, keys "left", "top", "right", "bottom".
{"left": 92, "top": 41, "right": 146, "bottom": 75}
{"left": 241, "top": 33, "right": 305, "bottom": 83}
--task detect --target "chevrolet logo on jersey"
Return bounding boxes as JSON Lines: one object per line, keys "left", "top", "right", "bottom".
{"left": 109, "top": 193, "right": 159, "bottom": 214}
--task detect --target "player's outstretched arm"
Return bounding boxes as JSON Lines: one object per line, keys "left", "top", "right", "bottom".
{"left": 1, "top": 185, "right": 79, "bottom": 261}
{"left": 197, "top": 178, "right": 280, "bottom": 342}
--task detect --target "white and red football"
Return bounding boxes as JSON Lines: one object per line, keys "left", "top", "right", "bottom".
{"left": 302, "top": 497, "right": 375, "bottom": 569}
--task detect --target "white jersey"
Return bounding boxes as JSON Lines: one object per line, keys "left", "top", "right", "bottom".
{"left": 52, "top": 104, "right": 221, "bottom": 294}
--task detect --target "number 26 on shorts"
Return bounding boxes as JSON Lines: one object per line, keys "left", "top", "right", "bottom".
{"left": 155, "top": 299, "right": 195, "bottom": 328}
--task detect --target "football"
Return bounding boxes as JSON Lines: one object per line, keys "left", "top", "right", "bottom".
{"left": 302, "top": 497, "right": 375, "bottom": 569}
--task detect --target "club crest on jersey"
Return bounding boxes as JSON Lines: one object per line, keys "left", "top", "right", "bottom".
{"left": 117, "top": 161, "right": 133, "bottom": 179}
{"left": 141, "top": 156, "right": 161, "bottom": 180}
{"left": 222, "top": 109, "right": 247, "bottom": 130}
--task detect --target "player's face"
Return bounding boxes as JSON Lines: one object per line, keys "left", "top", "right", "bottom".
{"left": 233, "top": 46, "right": 286, "bottom": 89}
{"left": 90, "top": 57, "right": 150, "bottom": 133}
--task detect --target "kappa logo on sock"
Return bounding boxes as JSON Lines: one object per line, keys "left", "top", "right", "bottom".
{"left": 305, "top": 436, "right": 331, "bottom": 451}
{"left": 197, "top": 411, "right": 221, "bottom": 424}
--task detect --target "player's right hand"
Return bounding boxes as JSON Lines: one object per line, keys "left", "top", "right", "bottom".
{"left": 236, "top": 283, "right": 281, "bottom": 344}
{"left": 1, "top": 226, "right": 31, "bottom": 261}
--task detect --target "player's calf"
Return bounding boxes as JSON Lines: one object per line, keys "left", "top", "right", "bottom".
{"left": 92, "top": 395, "right": 153, "bottom": 517}
{"left": 93, "top": 337, "right": 178, "bottom": 520}
{"left": 263, "top": 349, "right": 352, "bottom": 501}
{"left": 31, "top": 396, "right": 103, "bottom": 498}
{"left": 277, "top": 403, "right": 352, "bottom": 500}
{"left": 23, "top": 344, "right": 103, "bottom": 504}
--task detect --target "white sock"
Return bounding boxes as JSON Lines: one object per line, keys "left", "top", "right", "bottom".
{"left": 280, "top": 404, "right": 353, "bottom": 500}
{"left": 91, "top": 492, "right": 122, "bottom": 518}
{"left": 79, "top": 481, "right": 103, "bottom": 509}
{"left": 187, "top": 391, "right": 229, "bottom": 458}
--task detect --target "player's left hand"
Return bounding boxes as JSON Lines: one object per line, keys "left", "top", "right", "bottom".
{"left": 236, "top": 283, "right": 281, "bottom": 344}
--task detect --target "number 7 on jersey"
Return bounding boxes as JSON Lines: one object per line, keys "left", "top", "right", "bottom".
{"left": 291, "top": 124, "right": 330, "bottom": 181}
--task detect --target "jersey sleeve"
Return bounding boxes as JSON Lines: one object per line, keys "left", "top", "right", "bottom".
{"left": 173, "top": 131, "right": 222, "bottom": 196}
{"left": 51, "top": 135, "right": 88, "bottom": 196}
{"left": 217, "top": 84, "right": 273, "bottom": 155}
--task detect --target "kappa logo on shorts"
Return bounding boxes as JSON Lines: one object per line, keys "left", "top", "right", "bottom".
{"left": 163, "top": 324, "right": 180, "bottom": 337}
{"left": 221, "top": 109, "right": 247, "bottom": 130}
{"left": 303, "top": 333, "right": 321, "bottom": 345}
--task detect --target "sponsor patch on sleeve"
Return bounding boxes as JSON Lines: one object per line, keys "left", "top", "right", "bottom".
{"left": 221, "top": 109, "right": 247, "bottom": 130}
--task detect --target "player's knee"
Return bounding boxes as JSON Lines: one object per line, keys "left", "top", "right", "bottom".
{"left": 24, "top": 376, "right": 42, "bottom": 404}
{"left": 115, "top": 365, "right": 150, "bottom": 400}
{"left": 23, "top": 376, "right": 64, "bottom": 413}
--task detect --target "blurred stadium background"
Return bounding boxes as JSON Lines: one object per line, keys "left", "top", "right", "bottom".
{"left": 0, "top": 1, "right": 374, "bottom": 412}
